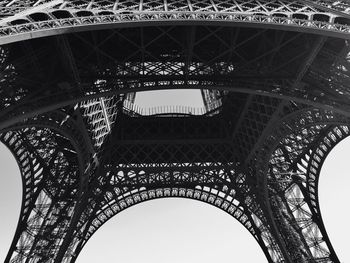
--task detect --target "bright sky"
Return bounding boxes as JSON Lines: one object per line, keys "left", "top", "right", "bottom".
{"left": 0, "top": 90, "right": 349, "bottom": 262}
{"left": 134, "top": 89, "right": 205, "bottom": 111}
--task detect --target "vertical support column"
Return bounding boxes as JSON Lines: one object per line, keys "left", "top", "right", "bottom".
{"left": 2, "top": 127, "right": 82, "bottom": 263}
{"left": 258, "top": 115, "right": 347, "bottom": 263}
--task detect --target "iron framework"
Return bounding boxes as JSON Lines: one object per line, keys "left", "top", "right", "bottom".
{"left": 1, "top": 1, "right": 350, "bottom": 263}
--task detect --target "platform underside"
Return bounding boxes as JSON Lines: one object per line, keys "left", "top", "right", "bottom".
{"left": 0, "top": 9, "right": 350, "bottom": 263}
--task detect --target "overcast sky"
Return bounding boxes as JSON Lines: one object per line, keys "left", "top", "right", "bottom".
{"left": 0, "top": 90, "right": 349, "bottom": 262}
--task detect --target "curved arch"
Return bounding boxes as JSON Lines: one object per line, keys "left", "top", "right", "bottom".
{"left": 73, "top": 187, "right": 279, "bottom": 263}
{"left": 2, "top": 110, "right": 92, "bottom": 169}
{"left": 0, "top": 134, "right": 31, "bottom": 262}
{"left": 318, "top": 135, "right": 350, "bottom": 262}
{"left": 3, "top": 83, "right": 350, "bottom": 134}
{"left": 1, "top": 11, "right": 350, "bottom": 45}
{"left": 299, "top": 126, "right": 350, "bottom": 261}
{"left": 258, "top": 108, "right": 350, "bottom": 164}
{"left": 1, "top": 21, "right": 350, "bottom": 132}
{"left": 0, "top": 129, "right": 80, "bottom": 262}
{"left": 77, "top": 197, "right": 269, "bottom": 263}
{"left": 0, "top": 111, "right": 92, "bottom": 262}
{"left": 0, "top": 143, "right": 21, "bottom": 262}
{"left": 302, "top": 126, "right": 350, "bottom": 215}
{"left": 256, "top": 108, "right": 350, "bottom": 262}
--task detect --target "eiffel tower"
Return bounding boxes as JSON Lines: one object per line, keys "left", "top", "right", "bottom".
{"left": 1, "top": 1, "right": 350, "bottom": 262}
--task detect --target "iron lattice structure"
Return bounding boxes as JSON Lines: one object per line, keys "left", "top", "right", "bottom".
{"left": 1, "top": 0, "right": 350, "bottom": 262}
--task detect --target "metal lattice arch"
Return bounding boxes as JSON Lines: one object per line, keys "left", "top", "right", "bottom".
{"left": 1, "top": 1, "right": 350, "bottom": 263}
{"left": 1, "top": 0, "right": 350, "bottom": 44}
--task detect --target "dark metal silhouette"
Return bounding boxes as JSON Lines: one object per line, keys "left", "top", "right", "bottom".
{"left": 1, "top": 1, "right": 350, "bottom": 262}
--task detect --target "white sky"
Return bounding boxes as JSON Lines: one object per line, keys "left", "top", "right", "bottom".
{"left": 0, "top": 90, "right": 349, "bottom": 262}
{"left": 134, "top": 89, "right": 205, "bottom": 110}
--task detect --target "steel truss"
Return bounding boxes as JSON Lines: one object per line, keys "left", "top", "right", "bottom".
{"left": 0, "top": 2, "right": 350, "bottom": 263}
{"left": 2, "top": 0, "right": 350, "bottom": 44}
{"left": 2, "top": 100, "right": 349, "bottom": 263}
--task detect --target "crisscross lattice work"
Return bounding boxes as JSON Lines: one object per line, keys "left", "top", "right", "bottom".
{"left": 67, "top": 164, "right": 285, "bottom": 263}
{"left": 1, "top": 3, "right": 350, "bottom": 262}
{"left": 1, "top": 128, "right": 80, "bottom": 263}
{"left": 0, "top": 27, "right": 349, "bottom": 133}
{"left": 80, "top": 96, "right": 120, "bottom": 148}
{"left": 255, "top": 108, "right": 350, "bottom": 263}
{"left": 1, "top": 0, "right": 350, "bottom": 46}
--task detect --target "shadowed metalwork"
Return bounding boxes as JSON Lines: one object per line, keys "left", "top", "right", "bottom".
{"left": 0, "top": 1, "right": 350, "bottom": 262}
